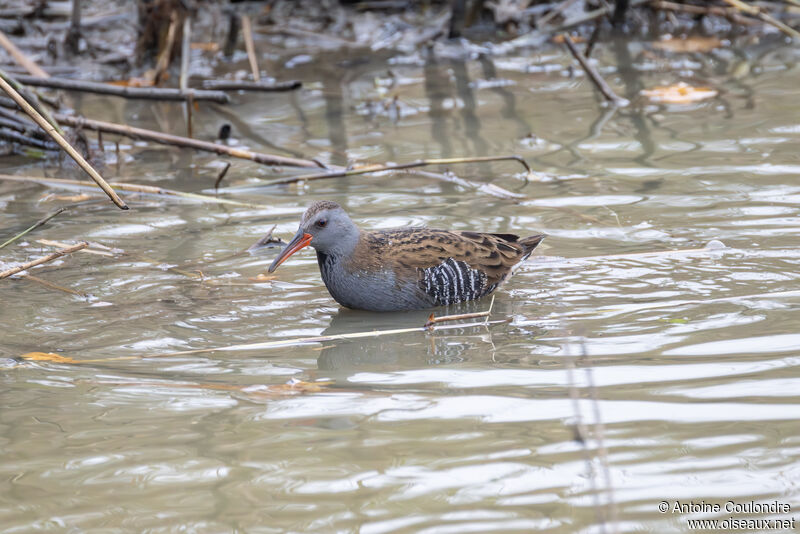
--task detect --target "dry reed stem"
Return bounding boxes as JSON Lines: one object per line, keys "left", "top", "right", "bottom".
{"left": 0, "top": 31, "right": 49, "bottom": 77}
{"left": 52, "top": 113, "right": 322, "bottom": 168}
{"left": 241, "top": 15, "right": 260, "bottom": 81}
{"left": 21, "top": 318, "right": 509, "bottom": 364}
{"left": 148, "top": 10, "right": 178, "bottom": 86}
{"left": 0, "top": 174, "right": 265, "bottom": 208}
{"left": 0, "top": 242, "right": 88, "bottom": 279}
{"left": 36, "top": 239, "right": 115, "bottom": 257}
{"left": 0, "top": 76, "right": 128, "bottom": 209}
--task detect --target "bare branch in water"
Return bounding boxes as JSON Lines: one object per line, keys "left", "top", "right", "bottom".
{"left": 0, "top": 242, "right": 88, "bottom": 280}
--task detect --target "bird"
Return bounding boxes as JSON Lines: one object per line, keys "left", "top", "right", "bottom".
{"left": 268, "top": 201, "right": 545, "bottom": 312}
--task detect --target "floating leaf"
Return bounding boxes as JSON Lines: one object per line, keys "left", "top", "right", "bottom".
{"left": 191, "top": 42, "right": 220, "bottom": 52}
{"left": 248, "top": 273, "right": 277, "bottom": 282}
{"left": 106, "top": 78, "right": 155, "bottom": 88}
{"left": 21, "top": 352, "right": 79, "bottom": 364}
{"left": 247, "top": 379, "right": 335, "bottom": 398}
{"left": 652, "top": 36, "right": 723, "bottom": 53}
{"left": 551, "top": 34, "right": 585, "bottom": 44}
{"left": 641, "top": 82, "right": 718, "bottom": 104}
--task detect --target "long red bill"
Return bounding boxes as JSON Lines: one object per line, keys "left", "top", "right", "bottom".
{"left": 268, "top": 231, "right": 312, "bottom": 272}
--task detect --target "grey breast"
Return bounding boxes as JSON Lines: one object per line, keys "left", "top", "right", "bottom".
{"left": 317, "top": 251, "right": 434, "bottom": 311}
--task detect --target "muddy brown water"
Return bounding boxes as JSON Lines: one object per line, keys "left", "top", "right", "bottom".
{"left": 1, "top": 36, "right": 800, "bottom": 533}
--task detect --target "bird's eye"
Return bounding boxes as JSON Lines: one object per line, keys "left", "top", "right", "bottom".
{"left": 316, "top": 219, "right": 327, "bottom": 228}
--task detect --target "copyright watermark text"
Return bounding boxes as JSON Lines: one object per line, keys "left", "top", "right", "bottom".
{"left": 658, "top": 500, "right": 795, "bottom": 530}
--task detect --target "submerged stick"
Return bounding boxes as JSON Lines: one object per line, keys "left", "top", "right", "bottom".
{"left": 214, "top": 162, "right": 231, "bottom": 193}
{"left": 241, "top": 15, "right": 260, "bottom": 81}
{"left": 36, "top": 239, "right": 115, "bottom": 257}
{"left": 202, "top": 80, "right": 302, "bottom": 92}
{"left": 0, "top": 31, "right": 49, "bottom": 78}
{"left": 0, "top": 207, "right": 67, "bottom": 250}
{"left": 12, "top": 75, "right": 230, "bottom": 103}
{"left": 0, "top": 174, "right": 265, "bottom": 208}
{"left": 22, "top": 274, "right": 86, "bottom": 297}
{"left": 562, "top": 35, "right": 627, "bottom": 106}
{"left": 263, "top": 155, "right": 533, "bottom": 186}
{"left": 0, "top": 242, "right": 88, "bottom": 280}
{"left": 0, "top": 76, "right": 128, "bottom": 209}
{"left": 21, "top": 319, "right": 510, "bottom": 364}
{"left": 52, "top": 113, "right": 323, "bottom": 168}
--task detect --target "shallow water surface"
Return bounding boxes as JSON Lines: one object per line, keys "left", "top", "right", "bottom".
{"left": 1, "top": 34, "right": 800, "bottom": 533}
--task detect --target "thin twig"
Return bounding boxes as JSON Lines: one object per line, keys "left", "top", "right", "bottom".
{"left": 202, "top": 80, "right": 302, "bottom": 92}
{"left": 0, "top": 75, "right": 128, "bottom": 210}
{"left": 263, "top": 155, "right": 533, "bottom": 186}
{"left": 241, "top": 15, "right": 260, "bottom": 81}
{"left": 0, "top": 207, "right": 67, "bottom": 250}
{"left": 22, "top": 274, "right": 86, "bottom": 297}
{"left": 564, "top": 342, "right": 607, "bottom": 533}
{"left": 0, "top": 174, "right": 265, "bottom": 208}
{"left": 12, "top": 74, "right": 230, "bottom": 103}
{"left": 214, "top": 162, "right": 231, "bottom": 193}
{"left": 0, "top": 30, "right": 49, "bottom": 77}
{"left": 425, "top": 309, "right": 491, "bottom": 328}
{"left": 52, "top": 113, "right": 323, "bottom": 168}
{"left": 0, "top": 242, "right": 88, "bottom": 279}
{"left": 721, "top": 0, "right": 800, "bottom": 39}
{"left": 562, "top": 35, "right": 627, "bottom": 106}
{"left": 577, "top": 338, "right": 618, "bottom": 532}
{"left": 0, "top": 70, "right": 62, "bottom": 134}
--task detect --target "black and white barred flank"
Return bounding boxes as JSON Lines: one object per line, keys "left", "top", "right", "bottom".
{"left": 420, "top": 258, "right": 495, "bottom": 305}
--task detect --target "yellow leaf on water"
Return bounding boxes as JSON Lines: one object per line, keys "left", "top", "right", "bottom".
{"left": 551, "top": 34, "right": 586, "bottom": 44}
{"left": 652, "top": 36, "right": 723, "bottom": 53}
{"left": 21, "top": 352, "right": 79, "bottom": 364}
{"left": 249, "top": 273, "right": 277, "bottom": 282}
{"left": 106, "top": 77, "right": 154, "bottom": 88}
{"left": 191, "top": 42, "right": 220, "bottom": 52}
{"left": 641, "top": 82, "right": 718, "bottom": 104}
{"left": 250, "top": 380, "right": 335, "bottom": 397}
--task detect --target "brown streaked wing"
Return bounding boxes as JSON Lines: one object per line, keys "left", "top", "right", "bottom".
{"left": 356, "top": 228, "right": 527, "bottom": 287}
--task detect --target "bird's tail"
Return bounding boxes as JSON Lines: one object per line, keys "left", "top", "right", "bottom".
{"left": 519, "top": 234, "right": 546, "bottom": 261}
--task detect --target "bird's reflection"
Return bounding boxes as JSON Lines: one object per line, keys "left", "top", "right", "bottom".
{"left": 315, "top": 304, "right": 495, "bottom": 374}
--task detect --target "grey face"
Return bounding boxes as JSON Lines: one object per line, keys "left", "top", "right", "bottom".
{"left": 300, "top": 206, "right": 355, "bottom": 255}
{"left": 268, "top": 203, "right": 359, "bottom": 272}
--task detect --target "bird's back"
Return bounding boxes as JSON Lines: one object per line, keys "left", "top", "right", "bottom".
{"left": 338, "top": 228, "right": 544, "bottom": 308}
